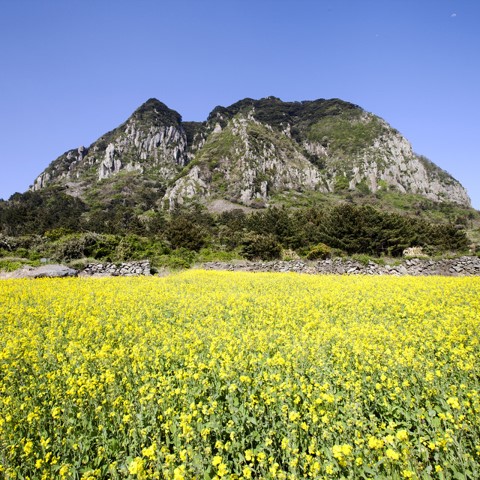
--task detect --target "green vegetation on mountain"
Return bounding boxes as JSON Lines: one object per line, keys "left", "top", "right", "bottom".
{"left": 209, "top": 97, "right": 360, "bottom": 132}
{"left": 308, "top": 112, "right": 386, "bottom": 155}
{"left": 0, "top": 188, "right": 87, "bottom": 236}
{"left": 1, "top": 185, "right": 477, "bottom": 271}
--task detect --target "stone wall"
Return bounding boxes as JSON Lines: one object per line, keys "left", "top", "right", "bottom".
{"left": 4, "top": 257, "right": 480, "bottom": 279}
{"left": 200, "top": 256, "right": 480, "bottom": 276}
{"left": 80, "top": 261, "right": 151, "bottom": 277}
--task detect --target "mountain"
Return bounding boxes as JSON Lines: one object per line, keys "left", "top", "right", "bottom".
{"left": 31, "top": 97, "right": 471, "bottom": 209}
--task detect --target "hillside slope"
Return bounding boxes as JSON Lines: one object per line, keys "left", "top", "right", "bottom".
{"left": 31, "top": 97, "right": 471, "bottom": 209}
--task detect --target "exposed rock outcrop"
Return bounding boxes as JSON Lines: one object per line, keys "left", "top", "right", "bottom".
{"left": 31, "top": 99, "right": 188, "bottom": 197}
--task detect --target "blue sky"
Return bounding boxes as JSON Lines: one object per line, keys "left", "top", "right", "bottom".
{"left": 1, "top": 0, "right": 479, "bottom": 208}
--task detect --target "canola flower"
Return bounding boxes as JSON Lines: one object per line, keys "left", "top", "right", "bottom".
{"left": 0, "top": 271, "right": 479, "bottom": 479}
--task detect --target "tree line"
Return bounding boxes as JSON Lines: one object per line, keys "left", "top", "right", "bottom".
{"left": 0, "top": 187, "right": 470, "bottom": 265}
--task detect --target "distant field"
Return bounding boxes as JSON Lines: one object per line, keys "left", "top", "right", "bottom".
{"left": 1, "top": 272, "right": 479, "bottom": 479}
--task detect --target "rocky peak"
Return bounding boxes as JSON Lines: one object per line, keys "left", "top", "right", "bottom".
{"left": 32, "top": 98, "right": 188, "bottom": 192}
{"left": 130, "top": 98, "right": 183, "bottom": 127}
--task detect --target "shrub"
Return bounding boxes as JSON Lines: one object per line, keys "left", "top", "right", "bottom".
{"left": 351, "top": 253, "right": 375, "bottom": 266}
{"left": 114, "top": 234, "right": 169, "bottom": 261}
{"left": 52, "top": 233, "right": 120, "bottom": 261}
{"left": 53, "top": 234, "right": 87, "bottom": 261}
{"left": 83, "top": 233, "right": 120, "bottom": 260}
{"left": 196, "top": 248, "right": 241, "bottom": 262}
{"left": 282, "top": 249, "right": 301, "bottom": 261}
{"left": 241, "top": 233, "right": 282, "bottom": 261}
{"left": 153, "top": 248, "right": 196, "bottom": 270}
{"left": 165, "top": 217, "right": 207, "bottom": 252}
{"left": 66, "top": 258, "right": 94, "bottom": 271}
{"left": 305, "top": 243, "right": 333, "bottom": 260}
{"left": 0, "top": 235, "right": 12, "bottom": 252}
{"left": 0, "top": 258, "right": 41, "bottom": 272}
{"left": 334, "top": 175, "right": 350, "bottom": 192}
{"left": 12, "top": 247, "right": 30, "bottom": 259}
{"left": 0, "top": 260, "right": 24, "bottom": 272}
{"left": 44, "top": 228, "right": 75, "bottom": 241}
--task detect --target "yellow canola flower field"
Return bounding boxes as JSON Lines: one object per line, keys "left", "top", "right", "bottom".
{"left": 1, "top": 271, "right": 479, "bottom": 479}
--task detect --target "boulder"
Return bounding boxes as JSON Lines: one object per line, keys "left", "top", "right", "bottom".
{"left": 1, "top": 264, "right": 78, "bottom": 279}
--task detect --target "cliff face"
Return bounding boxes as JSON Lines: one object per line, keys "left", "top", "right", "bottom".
{"left": 32, "top": 99, "right": 188, "bottom": 195}
{"left": 31, "top": 97, "right": 471, "bottom": 209}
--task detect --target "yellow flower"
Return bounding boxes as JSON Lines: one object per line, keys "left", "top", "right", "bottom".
{"left": 386, "top": 448, "right": 400, "bottom": 460}
{"left": 173, "top": 465, "right": 186, "bottom": 480}
{"left": 332, "top": 444, "right": 352, "bottom": 459}
{"left": 2, "top": 272, "right": 480, "bottom": 479}
{"left": 385, "top": 434, "right": 395, "bottom": 444}
{"left": 59, "top": 464, "right": 70, "bottom": 478}
{"left": 288, "top": 411, "right": 300, "bottom": 422}
{"left": 142, "top": 442, "right": 156, "bottom": 460}
{"left": 217, "top": 462, "right": 229, "bottom": 477}
{"left": 257, "top": 452, "right": 266, "bottom": 463}
{"left": 325, "top": 464, "right": 334, "bottom": 474}
{"left": 51, "top": 407, "right": 62, "bottom": 419}
{"left": 81, "top": 470, "right": 100, "bottom": 480}
{"left": 128, "top": 457, "right": 144, "bottom": 476}
{"left": 340, "top": 444, "right": 352, "bottom": 456}
{"left": 447, "top": 396, "right": 460, "bottom": 410}
{"left": 23, "top": 441, "right": 33, "bottom": 456}
{"left": 368, "top": 437, "right": 384, "bottom": 450}
{"left": 269, "top": 462, "right": 279, "bottom": 476}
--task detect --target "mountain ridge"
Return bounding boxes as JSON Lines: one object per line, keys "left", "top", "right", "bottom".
{"left": 31, "top": 96, "right": 471, "bottom": 209}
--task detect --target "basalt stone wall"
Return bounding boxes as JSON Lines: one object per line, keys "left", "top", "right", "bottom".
{"left": 76, "top": 257, "right": 480, "bottom": 277}
{"left": 201, "top": 256, "right": 480, "bottom": 276}
{"left": 81, "top": 261, "right": 151, "bottom": 277}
